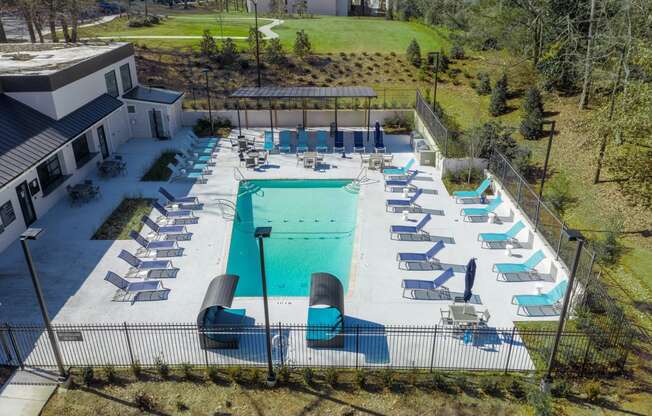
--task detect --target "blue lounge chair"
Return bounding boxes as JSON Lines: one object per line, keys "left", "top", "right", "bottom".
{"left": 478, "top": 221, "right": 525, "bottom": 248}
{"left": 460, "top": 196, "right": 502, "bottom": 221}
{"left": 512, "top": 280, "right": 568, "bottom": 315}
{"left": 141, "top": 216, "right": 192, "bottom": 241}
{"left": 278, "top": 130, "right": 292, "bottom": 153}
{"left": 152, "top": 201, "right": 197, "bottom": 226}
{"left": 401, "top": 267, "right": 455, "bottom": 299}
{"left": 174, "top": 154, "right": 209, "bottom": 173}
{"left": 384, "top": 170, "right": 418, "bottom": 192}
{"left": 118, "top": 249, "right": 179, "bottom": 278}
{"left": 263, "top": 131, "right": 274, "bottom": 151}
{"left": 386, "top": 188, "right": 423, "bottom": 212}
{"left": 182, "top": 148, "right": 214, "bottom": 165}
{"left": 374, "top": 130, "right": 385, "bottom": 153}
{"left": 297, "top": 130, "right": 309, "bottom": 153}
{"left": 383, "top": 158, "right": 415, "bottom": 178}
{"left": 130, "top": 231, "right": 183, "bottom": 257}
{"left": 453, "top": 178, "right": 492, "bottom": 203}
{"left": 104, "top": 271, "right": 170, "bottom": 303}
{"left": 397, "top": 240, "right": 445, "bottom": 270}
{"left": 493, "top": 249, "right": 545, "bottom": 281}
{"left": 353, "top": 131, "right": 365, "bottom": 153}
{"left": 316, "top": 130, "right": 329, "bottom": 153}
{"left": 333, "top": 131, "right": 345, "bottom": 153}
{"left": 390, "top": 213, "right": 431, "bottom": 240}
{"left": 158, "top": 187, "right": 198, "bottom": 205}
{"left": 167, "top": 163, "right": 207, "bottom": 184}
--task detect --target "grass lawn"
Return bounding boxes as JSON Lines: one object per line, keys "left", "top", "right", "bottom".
{"left": 92, "top": 198, "right": 153, "bottom": 240}
{"left": 141, "top": 150, "right": 178, "bottom": 182}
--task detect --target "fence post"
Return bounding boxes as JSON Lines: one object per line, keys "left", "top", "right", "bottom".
{"left": 428, "top": 325, "right": 438, "bottom": 372}
{"left": 6, "top": 324, "right": 23, "bottom": 369}
{"left": 278, "top": 322, "right": 284, "bottom": 368}
{"left": 581, "top": 336, "right": 592, "bottom": 374}
{"left": 582, "top": 254, "right": 597, "bottom": 306}
{"left": 516, "top": 180, "right": 523, "bottom": 206}
{"left": 556, "top": 223, "right": 565, "bottom": 260}
{"left": 355, "top": 325, "right": 360, "bottom": 370}
{"left": 444, "top": 133, "right": 449, "bottom": 158}
{"left": 123, "top": 322, "right": 135, "bottom": 367}
{"left": 504, "top": 327, "right": 516, "bottom": 374}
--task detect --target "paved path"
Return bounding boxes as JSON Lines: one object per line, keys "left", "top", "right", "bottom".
{"left": 85, "top": 17, "right": 283, "bottom": 41}
{"left": 0, "top": 369, "right": 58, "bottom": 416}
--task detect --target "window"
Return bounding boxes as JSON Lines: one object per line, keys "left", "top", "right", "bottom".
{"left": 72, "top": 133, "right": 91, "bottom": 167}
{"left": 36, "top": 154, "right": 63, "bottom": 194}
{"left": 104, "top": 70, "right": 119, "bottom": 97}
{"left": 127, "top": 105, "right": 136, "bottom": 114}
{"left": 0, "top": 201, "right": 16, "bottom": 230}
{"left": 120, "top": 63, "right": 133, "bottom": 92}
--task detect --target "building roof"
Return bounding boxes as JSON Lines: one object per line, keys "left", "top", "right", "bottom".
{"left": 122, "top": 86, "right": 184, "bottom": 104}
{"left": 0, "top": 94, "right": 123, "bottom": 189}
{"left": 230, "top": 86, "right": 377, "bottom": 99}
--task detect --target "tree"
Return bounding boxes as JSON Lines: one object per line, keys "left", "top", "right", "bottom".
{"left": 247, "top": 26, "right": 265, "bottom": 54}
{"left": 406, "top": 38, "right": 421, "bottom": 67}
{"left": 489, "top": 73, "right": 508, "bottom": 116}
{"left": 44, "top": 0, "right": 58, "bottom": 43}
{"left": 293, "top": 0, "right": 307, "bottom": 17}
{"left": 520, "top": 86, "right": 544, "bottom": 139}
{"left": 475, "top": 72, "right": 491, "bottom": 95}
{"left": 265, "top": 38, "right": 286, "bottom": 65}
{"left": 293, "top": 30, "right": 312, "bottom": 59}
{"left": 200, "top": 29, "right": 217, "bottom": 59}
{"left": 220, "top": 37, "right": 239, "bottom": 66}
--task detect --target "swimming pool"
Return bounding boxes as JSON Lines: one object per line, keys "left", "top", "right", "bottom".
{"left": 226, "top": 179, "right": 359, "bottom": 297}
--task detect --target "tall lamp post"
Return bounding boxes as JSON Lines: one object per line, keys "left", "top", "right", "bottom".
{"left": 252, "top": 0, "right": 262, "bottom": 88}
{"left": 20, "top": 228, "right": 66, "bottom": 379}
{"left": 254, "top": 226, "right": 276, "bottom": 386}
{"left": 202, "top": 67, "right": 214, "bottom": 136}
{"left": 541, "top": 228, "right": 584, "bottom": 392}
{"left": 534, "top": 120, "right": 555, "bottom": 230}
{"left": 429, "top": 51, "right": 440, "bottom": 109}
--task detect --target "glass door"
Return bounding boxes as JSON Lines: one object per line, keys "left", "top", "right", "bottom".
{"left": 97, "top": 125, "right": 109, "bottom": 159}
{"left": 15, "top": 181, "right": 37, "bottom": 227}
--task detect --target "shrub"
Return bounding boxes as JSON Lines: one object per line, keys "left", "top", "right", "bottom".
{"left": 595, "top": 215, "right": 624, "bottom": 266}
{"left": 480, "top": 377, "right": 504, "bottom": 397}
{"left": 301, "top": 367, "right": 314, "bottom": 386}
{"left": 181, "top": 363, "right": 194, "bottom": 380}
{"left": 406, "top": 38, "right": 422, "bottom": 67}
{"left": 250, "top": 368, "right": 262, "bottom": 385}
{"left": 406, "top": 369, "right": 419, "bottom": 387}
{"left": 219, "top": 37, "right": 239, "bottom": 66}
{"left": 293, "top": 30, "right": 312, "bottom": 59}
{"left": 489, "top": 73, "right": 508, "bottom": 116}
{"left": 82, "top": 366, "right": 94, "bottom": 386}
{"left": 176, "top": 399, "right": 189, "bottom": 412}
{"left": 520, "top": 86, "right": 544, "bottom": 139}
{"left": 324, "top": 367, "right": 338, "bottom": 388}
{"left": 199, "top": 29, "right": 217, "bottom": 59}
{"left": 206, "top": 366, "right": 221, "bottom": 383}
{"left": 131, "top": 360, "right": 142, "bottom": 379}
{"left": 154, "top": 356, "right": 170, "bottom": 380}
{"left": 551, "top": 379, "right": 572, "bottom": 398}
{"left": 104, "top": 365, "right": 117, "bottom": 384}
{"left": 277, "top": 366, "right": 291, "bottom": 384}
{"left": 380, "top": 368, "right": 395, "bottom": 390}
{"left": 134, "top": 390, "right": 157, "bottom": 412}
{"left": 527, "top": 389, "right": 553, "bottom": 416}
{"left": 544, "top": 172, "right": 574, "bottom": 215}
{"left": 476, "top": 72, "right": 491, "bottom": 95}
{"left": 582, "top": 380, "right": 602, "bottom": 402}
{"left": 509, "top": 378, "right": 527, "bottom": 400}
{"left": 354, "top": 369, "right": 366, "bottom": 390}
{"left": 450, "top": 44, "right": 465, "bottom": 60}
{"left": 226, "top": 366, "right": 244, "bottom": 384}
{"left": 265, "top": 38, "right": 286, "bottom": 65}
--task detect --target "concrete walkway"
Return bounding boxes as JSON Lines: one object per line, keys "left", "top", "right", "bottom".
{"left": 0, "top": 369, "right": 58, "bottom": 416}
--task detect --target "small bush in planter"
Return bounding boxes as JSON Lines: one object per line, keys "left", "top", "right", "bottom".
{"left": 104, "top": 365, "right": 117, "bottom": 384}
{"left": 154, "top": 356, "right": 170, "bottom": 380}
{"left": 380, "top": 368, "right": 395, "bottom": 390}
{"left": 206, "top": 366, "right": 221, "bottom": 383}
{"left": 226, "top": 366, "right": 244, "bottom": 384}
{"left": 450, "top": 44, "right": 465, "bottom": 60}
{"left": 131, "top": 360, "right": 142, "bottom": 379}
{"left": 181, "top": 362, "right": 194, "bottom": 381}
{"left": 324, "top": 367, "right": 338, "bottom": 388}
{"left": 134, "top": 390, "right": 157, "bottom": 412}
{"left": 277, "top": 366, "right": 291, "bottom": 384}
{"left": 82, "top": 366, "right": 94, "bottom": 386}
{"left": 509, "top": 378, "right": 527, "bottom": 400}
{"left": 302, "top": 367, "right": 314, "bottom": 386}
{"left": 480, "top": 377, "right": 505, "bottom": 397}
{"left": 354, "top": 369, "right": 367, "bottom": 390}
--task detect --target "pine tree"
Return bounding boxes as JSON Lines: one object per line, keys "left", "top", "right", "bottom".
{"left": 220, "top": 38, "right": 239, "bottom": 66}
{"left": 406, "top": 39, "right": 421, "bottom": 67}
{"left": 247, "top": 26, "right": 265, "bottom": 54}
{"left": 520, "top": 86, "right": 544, "bottom": 139}
{"left": 489, "top": 73, "right": 508, "bottom": 116}
{"left": 265, "top": 38, "right": 286, "bottom": 65}
{"left": 199, "top": 29, "right": 217, "bottom": 60}
{"left": 476, "top": 72, "right": 491, "bottom": 95}
{"left": 293, "top": 30, "right": 312, "bottom": 59}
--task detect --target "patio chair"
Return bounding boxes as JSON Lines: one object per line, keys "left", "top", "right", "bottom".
{"left": 333, "top": 131, "right": 345, "bottom": 154}
{"left": 197, "top": 275, "right": 247, "bottom": 349}
{"left": 439, "top": 308, "right": 454, "bottom": 325}
{"left": 493, "top": 249, "right": 545, "bottom": 281}
{"left": 390, "top": 213, "right": 431, "bottom": 240}
{"left": 297, "top": 130, "right": 309, "bottom": 153}
{"left": 386, "top": 188, "right": 423, "bottom": 212}
{"left": 306, "top": 273, "right": 344, "bottom": 348}
{"left": 401, "top": 267, "right": 455, "bottom": 299}
{"left": 152, "top": 201, "right": 196, "bottom": 225}
{"left": 141, "top": 216, "right": 192, "bottom": 241}
{"left": 453, "top": 178, "right": 492, "bottom": 203}
{"left": 158, "top": 187, "right": 199, "bottom": 206}
{"left": 130, "top": 231, "right": 184, "bottom": 257}
{"left": 383, "top": 158, "right": 415, "bottom": 178}
{"left": 374, "top": 130, "right": 386, "bottom": 153}
{"left": 384, "top": 170, "right": 418, "bottom": 192}
{"left": 174, "top": 154, "right": 210, "bottom": 173}
{"left": 479, "top": 309, "right": 491, "bottom": 326}
{"left": 278, "top": 130, "right": 292, "bottom": 153}
{"left": 167, "top": 163, "right": 207, "bottom": 184}
{"left": 263, "top": 131, "right": 274, "bottom": 151}
{"left": 396, "top": 240, "right": 445, "bottom": 270}
{"left": 182, "top": 148, "right": 215, "bottom": 165}
{"left": 353, "top": 131, "right": 365, "bottom": 153}
{"left": 104, "top": 271, "right": 170, "bottom": 303}
{"left": 511, "top": 280, "right": 568, "bottom": 316}
{"left": 460, "top": 196, "right": 502, "bottom": 222}
{"left": 477, "top": 221, "right": 525, "bottom": 248}
{"left": 316, "top": 130, "right": 329, "bottom": 153}
{"left": 118, "top": 249, "right": 179, "bottom": 278}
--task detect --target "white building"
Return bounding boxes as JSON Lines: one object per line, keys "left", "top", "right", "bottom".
{"left": 0, "top": 42, "right": 183, "bottom": 253}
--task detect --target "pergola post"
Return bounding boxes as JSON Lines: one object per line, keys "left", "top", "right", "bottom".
{"left": 366, "top": 97, "right": 371, "bottom": 145}
{"left": 268, "top": 99, "right": 274, "bottom": 137}
{"left": 236, "top": 100, "right": 243, "bottom": 137}
{"left": 334, "top": 97, "right": 338, "bottom": 133}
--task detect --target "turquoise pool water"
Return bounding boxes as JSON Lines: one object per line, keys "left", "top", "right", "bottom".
{"left": 226, "top": 179, "right": 359, "bottom": 297}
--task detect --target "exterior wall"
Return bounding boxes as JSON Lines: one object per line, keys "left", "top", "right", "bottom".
{"left": 125, "top": 99, "right": 183, "bottom": 139}
{"left": 5, "top": 56, "right": 137, "bottom": 120}
{"left": 182, "top": 109, "right": 411, "bottom": 129}
{"left": 0, "top": 110, "right": 124, "bottom": 253}
{"left": 248, "top": 0, "right": 344, "bottom": 15}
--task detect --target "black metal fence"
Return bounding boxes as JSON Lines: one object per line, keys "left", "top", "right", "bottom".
{"left": 415, "top": 89, "right": 449, "bottom": 155}
{"left": 0, "top": 323, "right": 629, "bottom": 376}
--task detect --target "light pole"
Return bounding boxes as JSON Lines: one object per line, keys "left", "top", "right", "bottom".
{"left": 534, "top": 120, "right": 555, "bottom": 230}
{"left": 429, "top": 51, "right": 440, "bottom": 109}
{"left": 254, "top": 226, "right": 276, "bottom": 386}
{"left": 541, "top": 228, "right": 584, "bottom": 392}
{"left": 20, "top": 228, "right": 67, "bottom": 379}
{"left": 202, "top": 67, "right": 213, "bottom": 136}
{"left": 252, "top": 0, "right": 262, "bottom": 88}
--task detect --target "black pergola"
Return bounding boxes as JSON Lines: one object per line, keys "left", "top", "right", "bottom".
{"left": 229, "top": 86, "right": 377, "bottom": 141}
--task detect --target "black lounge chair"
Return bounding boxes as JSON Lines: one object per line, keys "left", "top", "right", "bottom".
{"left": 306, "top": 272, "right": 345, "bottom": 348}
{"left": 197, "top": 274, "right": 246, "bottom": 349}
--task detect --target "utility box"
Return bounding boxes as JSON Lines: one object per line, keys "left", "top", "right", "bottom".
{"left": 419, "top": 150, "right": 437, "bottom": 167}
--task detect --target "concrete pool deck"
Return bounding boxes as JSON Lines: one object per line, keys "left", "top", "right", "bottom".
{"left": 0, "top": 128, "right": 566, "bottom": 329}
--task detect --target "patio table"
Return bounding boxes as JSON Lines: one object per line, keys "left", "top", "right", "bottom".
{"left": 98, "top": 160, "right": 122, "bottom": 177}
{"left": 449, "top": 305, "right": 479, "bottom": 325}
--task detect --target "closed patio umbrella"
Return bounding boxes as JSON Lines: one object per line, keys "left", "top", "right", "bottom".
{"left": 374, "top": 121, "right": 381, "bottom": 146}
{"left": 463, "top": 258, "right": 477, "bottom": 313}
